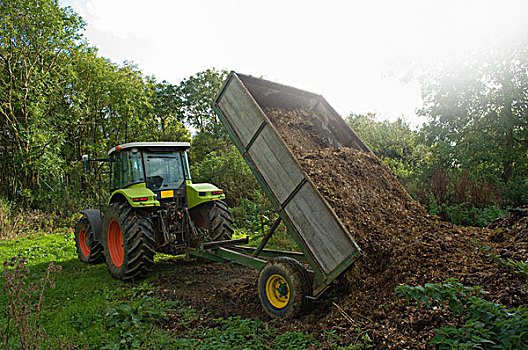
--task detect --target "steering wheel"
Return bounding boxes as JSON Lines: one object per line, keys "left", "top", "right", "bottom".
{"left": 146, "top": 176, "right": 163, "bottom": 190}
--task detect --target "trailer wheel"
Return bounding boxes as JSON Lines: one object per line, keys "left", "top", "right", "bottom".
{"left": 258, "top": 257, "right": 311, "bottom": 318}
{"left": 74, "top": 217, "right": 104, "bottom": 264}
{"left": 102, "top": 202, "right": 155, "bottom": 281}
{"left": 190, "top": 200, "right": 234, "bottom": 241}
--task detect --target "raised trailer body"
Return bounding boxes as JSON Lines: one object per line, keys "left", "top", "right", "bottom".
{"left": 213, "top": 72, "right": 370, "bottom": 296}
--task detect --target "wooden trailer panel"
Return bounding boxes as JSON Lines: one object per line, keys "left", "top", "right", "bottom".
{"left": 214, "top": 72, "right": 362, "bottom": 292}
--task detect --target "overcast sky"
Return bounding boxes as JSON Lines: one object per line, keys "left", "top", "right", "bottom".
{"left": 61, "top": 0, "right": 528, "bottom": 125}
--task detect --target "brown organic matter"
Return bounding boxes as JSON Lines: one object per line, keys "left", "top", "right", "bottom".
{"left": 264, "top": 107, "right": 528, "bottom": 348}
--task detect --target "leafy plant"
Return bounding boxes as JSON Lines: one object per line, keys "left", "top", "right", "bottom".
{"left": 274, "top": 331, "right": 315, "bottom": 349}
{"left": 395, "top": 279, "right": 528, "bottom": 349}
{"left": 474, "top": 240, "right": 528, "bottom": 277}
{"left": 102, "top": 296, "right": 167, "bottom": 349}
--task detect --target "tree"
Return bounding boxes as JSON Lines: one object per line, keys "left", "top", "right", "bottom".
{"left": 412, "top": 37, "right": 528, "bottom": 223}
{"left": 177, "top": 68, "right": 228, "bottom": 137}
{"left": 418, "top": 38, "right": 528, "bottom": 186}
{"left": 0, "top": 0, "right": 85, "bottom": 201}
{"left": 146, "top": 80, "right": 189, "bottom": 142}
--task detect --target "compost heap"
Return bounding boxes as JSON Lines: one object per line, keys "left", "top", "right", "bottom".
{"left": 264, "top": 108, "right": 528, "bottom": 349}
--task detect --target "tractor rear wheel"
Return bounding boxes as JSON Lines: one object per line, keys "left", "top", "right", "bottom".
{"left": 74, "top": 217, "right": 104, "bottom": 264}
{"left": 102, "top": 202, "right": 155, "bottom": 281}
{"left": 190, "top": 200, "right": 234, "bottom": 241}
{"left": 258, "top": 257, "right": 311, "bottom": 318}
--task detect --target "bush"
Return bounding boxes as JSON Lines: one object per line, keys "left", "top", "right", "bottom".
{"left": 428, "top": 202, "right": 508, "bottom": 227}
{"left": 0, "top": 198, "right": 61, "bottom": 240}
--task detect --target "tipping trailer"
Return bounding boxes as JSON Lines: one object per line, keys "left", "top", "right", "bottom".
{"left": 201, "top": 71, "right": 372, "bottom": 318}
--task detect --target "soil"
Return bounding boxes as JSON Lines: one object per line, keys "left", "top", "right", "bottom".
{"left": 153, "top": 108, "right": 527, "bottom": 349}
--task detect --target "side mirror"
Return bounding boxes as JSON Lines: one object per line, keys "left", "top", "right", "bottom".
{"left": 82, "top": 154, "right": 90, "bottom": 173}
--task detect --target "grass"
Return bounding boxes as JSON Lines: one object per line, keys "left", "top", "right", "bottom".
{"left": 0, "top": 228, "right": 318, "bottom": 349}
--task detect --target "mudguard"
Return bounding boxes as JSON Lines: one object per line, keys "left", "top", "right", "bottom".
{"left": 80, "top": 209, "right": 103, "bottom": 243}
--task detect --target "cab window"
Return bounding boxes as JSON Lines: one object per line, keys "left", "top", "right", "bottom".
{"left": 112, "top": 151, "right": 144, "bottom": 189}
{"left": 144, "top": 152, "right": 185, "bottom": 191}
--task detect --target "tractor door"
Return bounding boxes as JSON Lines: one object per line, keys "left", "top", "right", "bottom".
{"left": 110, "top": 150, "right": 145, "bottom": 191}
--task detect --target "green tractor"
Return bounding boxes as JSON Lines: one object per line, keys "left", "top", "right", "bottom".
{"left": 75, "top": 142, "right": 233, "bottom": 281}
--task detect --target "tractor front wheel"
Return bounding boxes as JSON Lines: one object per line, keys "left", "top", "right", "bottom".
{"left": 74, "top": 217, "right": 104, "bottom": 264}
{"left": 102, "top": 202, "right": 155, "bottom": 281}
{"left": 258, "top": 257, "right": 311, "bottom": 318}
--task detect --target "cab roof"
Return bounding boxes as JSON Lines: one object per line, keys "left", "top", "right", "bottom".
{"left": 108, "top": 142, "right": 190, "bottom": 156}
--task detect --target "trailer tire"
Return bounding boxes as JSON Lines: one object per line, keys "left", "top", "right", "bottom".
{"left": 258, "top": 257, "right": 311, "bottom": 318}
{"left": 190, "top": 200, "right": 234, "bottom": 241}
{"left": 102, "top": 202, "right": 155, "bottom": 281}
{"left": 74, "top": 217, "right": 105, "bottom": 264}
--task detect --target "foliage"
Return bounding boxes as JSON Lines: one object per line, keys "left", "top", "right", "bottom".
{"left": 417, "top": 38, "right": 528, "bottom": 212}
{"left": 428, "top": 202, "right": 508, "bottom": 227}
{"left": 346, "top": 113, "right": 429, "bottom": 184}
{"left": 395, "top": 279, "right": 528, "bottom": 349}
{"left": 148, "top": 80, "right": 190, "bottom": 142}
{"left": 191, "top": 145, "right": 261, "bottom": 207}
{"left": 419, "top": 38, "right": 528, "bottom": 182}
{"left": 231, "top": 193, "right": 273, "bottom": 231}
{"left": 193, "top": 317, "right": 269, "bottom": 349}
{"left": 0, "top": 199, "right": 62, "bottom": 240}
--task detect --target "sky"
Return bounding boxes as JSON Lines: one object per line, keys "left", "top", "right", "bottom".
{"left": 61, "top": 0, "right": 528, "bottom": 126}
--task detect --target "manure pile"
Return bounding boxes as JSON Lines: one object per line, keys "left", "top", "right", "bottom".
{"left": 264, "top": 108, "right": 527, "bottom": 348}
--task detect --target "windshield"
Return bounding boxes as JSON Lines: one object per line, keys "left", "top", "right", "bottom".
{"left": 144, "top": 152, "right": 186, "bottom": 191}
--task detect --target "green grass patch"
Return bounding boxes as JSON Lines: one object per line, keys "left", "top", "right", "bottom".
{"left": 0, "top": 229, "right": 316, "bottom": 349}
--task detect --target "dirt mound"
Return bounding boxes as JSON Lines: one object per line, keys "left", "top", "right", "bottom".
{"left": 265, "top": 107, "right": 528, "bottom": 348}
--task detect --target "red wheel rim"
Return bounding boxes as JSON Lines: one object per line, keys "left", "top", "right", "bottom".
{"left": 108, "top": 219, "right": 124, "bottom": 267}
{"left": 79, "top": 228, "right": 90, "bottom": 257}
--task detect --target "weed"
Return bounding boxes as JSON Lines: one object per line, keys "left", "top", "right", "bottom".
{"left": 185, "top": 316, "right": 272, "bottom": 349}
{"left": 344, "top": 328, "right": 372, "bottom": 350}
{"left": 324, "top": 328, "right": 372, "bottom": 350}
{"left": 0, "top": 254, "right": 80, "bottom": 349}
{"left": 0, "top": 231, "right": 316, "bottom": 349}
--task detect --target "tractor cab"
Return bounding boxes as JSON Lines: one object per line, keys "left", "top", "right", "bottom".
{"left": 108, "top": 142, "right": 192, "bottom": 205}
{"left": 76, "top": 141, "right": 233, "bottom": 281}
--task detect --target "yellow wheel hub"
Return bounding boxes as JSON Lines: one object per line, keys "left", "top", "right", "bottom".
{"left": 266, "top": 274, "right": 290, "bottom": 308}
